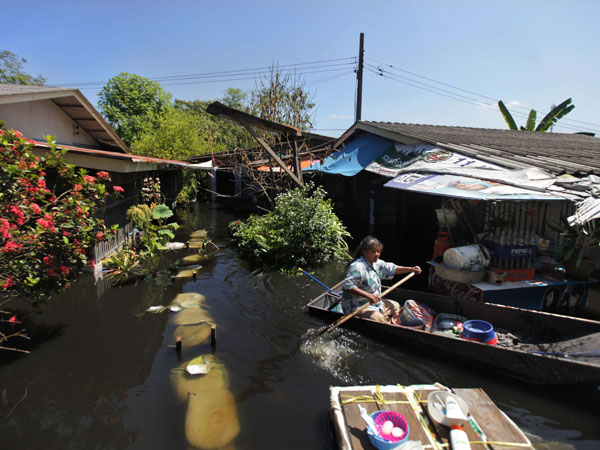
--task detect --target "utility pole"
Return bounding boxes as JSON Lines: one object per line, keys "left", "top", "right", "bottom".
{"left": 356, "top": 32, "right": 364, "bottom": 122}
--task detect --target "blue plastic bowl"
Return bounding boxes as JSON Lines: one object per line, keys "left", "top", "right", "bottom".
{"left": 368, "top": 410, "right": 410, "bottom": 449}
{"left": 462, "top": 319, "right": 495, "bottom": 342}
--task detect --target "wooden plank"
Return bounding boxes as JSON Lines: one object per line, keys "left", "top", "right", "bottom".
{"left": 380, "top": 390, "right": 439, "bottom": 446}
{"left": 339, "top": 389, "right": 377, "bottom": 450}
{"left": 237, "top": 117, "right": 304, "bottom": 187}
{"left": 454, "top": 388, "right": 531, "bottom": 450}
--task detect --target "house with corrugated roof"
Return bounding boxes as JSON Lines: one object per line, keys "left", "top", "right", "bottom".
{"left": 306, "top": 121, "right": 600, "bottom": 315}
{"left": 0, "top": 84, "right": 194, "bottom": 227}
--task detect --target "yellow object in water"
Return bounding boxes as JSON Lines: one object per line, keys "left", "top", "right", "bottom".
{"left": 170, "top": 358, "right": 229, "bottom": 404}
{"left": 188, "top": 240, "right": 205, "bottom": 249}
{"left": 186, "top": 389, "right": 239, "bottom": 449}
{"left": 171, "top": 292, "right": 206, "bottom": 308}
{"left": 179, "top": 254, "right": 205, "bottom": 265}
{"left": 189, "top": 229, "right": 208, "bottom": 239}
{"left": 173, "top": 323, "right": 211, "bottom": 347}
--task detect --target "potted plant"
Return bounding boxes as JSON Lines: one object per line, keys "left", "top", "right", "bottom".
{"left": 548, "top": 218, "right": 599, "bottom": 280}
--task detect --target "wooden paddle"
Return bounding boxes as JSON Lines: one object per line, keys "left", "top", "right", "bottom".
{"left": 318, "top": 271, "right": 416, "bottom": 336}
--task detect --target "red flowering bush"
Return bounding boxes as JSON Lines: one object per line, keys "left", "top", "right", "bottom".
{"left": 0, "top": 123, "right": 123, "bottom": 304}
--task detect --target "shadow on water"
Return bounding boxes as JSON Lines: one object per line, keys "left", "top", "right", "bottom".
{"left": 0, "top": 202, "right": 599, "bottom": 449}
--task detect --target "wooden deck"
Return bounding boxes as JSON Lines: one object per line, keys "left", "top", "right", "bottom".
{"left": 330, "top": 384, "right": 532, "bottom": 450}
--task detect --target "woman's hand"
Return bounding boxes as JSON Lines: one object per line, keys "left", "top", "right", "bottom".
{"left": 395, "top": 265, "right": 423, "bottom": 275}
{"left": 366, "top": 292, "right": 381, "bottom": 304}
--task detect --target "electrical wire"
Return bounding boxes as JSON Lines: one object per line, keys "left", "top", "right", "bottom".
{"left": 366, "top": 56, "right": 600, "bottom": 131}
{"left": 366, "top": 65, "right": 600, "bottom": 134}
{"left": 52, "top": 57, "right": 356, "bottom": 88}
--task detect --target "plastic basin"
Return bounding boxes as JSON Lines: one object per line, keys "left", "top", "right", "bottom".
{"left": 462, "top": 320, "right": 495, "bottom": 342}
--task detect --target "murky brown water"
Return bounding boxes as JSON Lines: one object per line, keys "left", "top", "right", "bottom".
{"left": 1, "top": 203, "right": 599, "bottom": 449}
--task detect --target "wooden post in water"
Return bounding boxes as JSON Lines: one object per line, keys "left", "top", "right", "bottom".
{"left": 175, "top": 335, "right": 182, "bottom": 353}
{"left": 210, "top": 325, "right": 217, "bottom": 350}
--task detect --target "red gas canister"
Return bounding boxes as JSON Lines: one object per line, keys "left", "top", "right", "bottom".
{"left": 433, "top": 231, "right": 453, "bottom": 258}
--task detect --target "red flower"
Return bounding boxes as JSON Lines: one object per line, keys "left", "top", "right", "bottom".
{"left": 112, "top": 185, "right": 124, "bottom": 193}
{"left": 30, "top": 203, "right": 41, "bottom": 215}
{"left": 9, "top": 205, "right": 25, "bottom": 226}
{"left": 43, "top": 256, "right": 53, "bottom": 266}
{"left": 37, "top": 218, "right": 56, "bottom": 232}
{"left": 59, "top": 265, "right": 69, "bottom": 275}
{"left": 96, "top": 232, "right": 105, "bottom": 241}
{"left": 0, "top": 218, "right": 10, "bottom": 238}
{"left": 37, "top": 179, "right": 46, "bottom": 189}
{"left": 2, "top": 241, "right": 22, "bottom": 253}
{"left": 83, "top": 175, "right": 96, "bottom": 184}
{"left": 1, "top": 277, "right": 14, "bottom": 290}
{"left": 73, "top": 184, "right": 82, "bottom": 192}
{"left": 96, "top": 171, "right": 110, "bottom": 180}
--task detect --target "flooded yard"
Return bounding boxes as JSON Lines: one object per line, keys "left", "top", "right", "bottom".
{"left": 1, "top": 203, "right": 599, "bottom": 449}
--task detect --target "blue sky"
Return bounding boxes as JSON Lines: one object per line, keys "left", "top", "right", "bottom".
{"left": 4, "top": 1, "right": 600, "bottom": 137}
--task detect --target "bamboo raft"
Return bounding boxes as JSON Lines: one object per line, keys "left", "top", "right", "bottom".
{"left": 330, "top": 384, "right": 533, "bottom": 450}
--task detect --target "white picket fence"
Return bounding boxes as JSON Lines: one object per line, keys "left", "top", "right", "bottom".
{"left": 92, "top": 222, "right": 135, "bottom": 283}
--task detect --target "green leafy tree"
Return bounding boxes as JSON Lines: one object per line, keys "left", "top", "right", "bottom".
{"left": 228, "top": 182, "right": 350, "bottom": 271}
{"left": 0, "top": 50, "right": 46, "bottom": 85}
{"left": 132, "top": 109, "right": 207, "bottom": 159}
{"left": 97, "top": 73, "right": 173, "bottom": 146}
{"left": 222, "top": 88, "right": 249, "bottom": 110}
{"left": 498, "top": 98, "right": 575, "bottom": 132}
{"left": 173, "top": 97, "right": 253, "bottom": 153}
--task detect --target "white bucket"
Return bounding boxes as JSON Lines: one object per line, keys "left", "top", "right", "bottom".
{"left": 435, "top": 208, "right": 458, "bottom": 227}
{"left": 443, "top": 244, "right": 490, "bottom": 271}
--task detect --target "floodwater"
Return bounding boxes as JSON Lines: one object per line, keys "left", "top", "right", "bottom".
{"left": 1, "top": 203, "right": 599, "bottom": 450}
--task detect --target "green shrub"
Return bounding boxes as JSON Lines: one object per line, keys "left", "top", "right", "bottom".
{"left": 228, "top": 182, "right": 350, "bottom": 271}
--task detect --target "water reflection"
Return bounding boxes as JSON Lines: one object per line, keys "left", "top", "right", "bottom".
{"left": 1, "top": 203, "right": 599, "bottom": 450}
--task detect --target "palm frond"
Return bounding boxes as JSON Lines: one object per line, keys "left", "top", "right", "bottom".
{"left": 498, "top": 100, "right": 518, "bottom": 130}
{"left": 536, "top": 98, "right": 574, "bottom": 132}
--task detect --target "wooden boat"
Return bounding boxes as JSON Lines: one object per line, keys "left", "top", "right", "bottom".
{"left": 330, "top": 383, "right": 533, "bottom": 450}
{"left": 307, "top": 281, "right": 600, "bottom": 385}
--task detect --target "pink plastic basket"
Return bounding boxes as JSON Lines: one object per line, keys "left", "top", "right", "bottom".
{"left": 373, "top": 410, "right": 409, "bottom": 443}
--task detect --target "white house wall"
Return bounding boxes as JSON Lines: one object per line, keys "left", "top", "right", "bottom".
{"left": 0, "top": 99, "right": 98, "bottom": 147}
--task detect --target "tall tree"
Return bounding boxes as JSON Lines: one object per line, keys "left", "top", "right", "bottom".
{"left": 0, "top": 50, "right": 46, "bottom": 85}
{"left": 250, "top": 65, "right": 316, "bottom": 130}
{"left": 132, "top": 109, "right": 207, "bottom": 159}
{"left": 97, "top": 73, "right": 172, "bottom": 146}
{"left": 498, "top": 98, "right": 575, "bottom": 132}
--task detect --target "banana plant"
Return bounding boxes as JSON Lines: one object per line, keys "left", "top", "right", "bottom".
{"left": 498, "top": 98, "right": 575, "bottom": 132}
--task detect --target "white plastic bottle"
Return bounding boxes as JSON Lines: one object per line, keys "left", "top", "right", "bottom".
{"left": 444, "top": 396, "right": 467, "bottom": 422}
{"left": 450, "top": 425, "right": 471, "bottom": 450}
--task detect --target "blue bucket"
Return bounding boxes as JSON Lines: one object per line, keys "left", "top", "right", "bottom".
{"left": 367, "top": 410, "right": 410, "bottom": 449}
{"left": 462, "top": 319, "right": 495, "bottom": 342}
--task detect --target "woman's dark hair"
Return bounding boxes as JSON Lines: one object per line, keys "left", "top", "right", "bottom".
{"left": 354, "top": 235, "right": 383, "bottom": 259}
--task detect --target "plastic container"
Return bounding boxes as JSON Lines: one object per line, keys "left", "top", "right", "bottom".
{"left": 462, "top": 320, "right": 495, "bottom": 343}
{"left": 450, "top": 425, "right": 471, "bottom": 450}
{"left": 443, "top": 245, "right": 490, "bottom": 271}
{"left": 433, "top": 263, "right": 486, "bottom": 284}
{"left": 427, "top": 391, "right": 469, "bottom": 426}
{"left": 368, "top": 410, "right": 409, "bottom": 449}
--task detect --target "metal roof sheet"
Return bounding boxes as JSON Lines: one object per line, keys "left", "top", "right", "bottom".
{"left": 341, "top": 121, "right": 600, "bottom": 176}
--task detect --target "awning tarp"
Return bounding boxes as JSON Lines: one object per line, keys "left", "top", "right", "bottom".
{"left": 304, "top": 134, "right": 394, "bottom": 176}
{"left": 384, "top": 173, "right": 565, "bottom": 201}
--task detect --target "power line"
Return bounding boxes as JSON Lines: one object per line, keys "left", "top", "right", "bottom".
{"left": 366, "top": 56, "right": 600, "bottom": 130}
{"left": 51, "top": 57, "right": 356, "bottom": 88}
{"left": 366, "top": 67, "right": 600, "bottom": 134}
